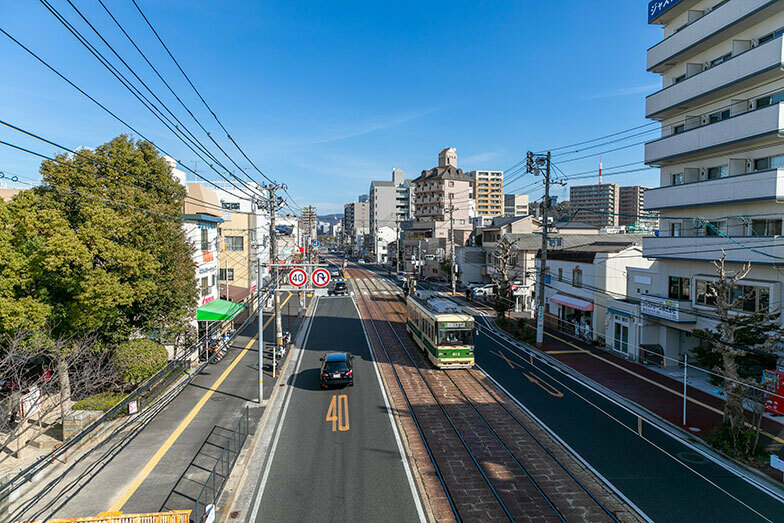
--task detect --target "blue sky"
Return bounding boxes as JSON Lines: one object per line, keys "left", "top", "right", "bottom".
{"left": 0, "top": 1, "right": 662, "bottom": 214}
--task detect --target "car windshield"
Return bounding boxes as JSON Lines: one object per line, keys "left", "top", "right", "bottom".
{"left": 324, "top": 361, "right": 349, "bottom": 373}
{"left": 335, "top": 283, "right": 346, "bottom": 289}
{"left": 438, "top": 325, "right": 473, "bottom": 346}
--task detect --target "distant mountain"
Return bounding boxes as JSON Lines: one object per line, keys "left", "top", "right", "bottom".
{"left": 318, "top": 214, "right": 343, "bottom": 223}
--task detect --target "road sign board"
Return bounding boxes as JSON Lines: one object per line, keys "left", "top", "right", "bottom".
{"left": 288, "top": 268, "right": 307, "bottom": 287}
{"left": 312, "top": 240, "right": 320, "bottom": 247}
{"left": 312, "top": 268, "right": 331, "bottom": 288}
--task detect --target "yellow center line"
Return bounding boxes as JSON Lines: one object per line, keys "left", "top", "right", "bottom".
{"left": 108, "top": 292, "right": 292, "bottom": 512}
{"left": 544, "top": 331, "right": 784, "bottom": 445}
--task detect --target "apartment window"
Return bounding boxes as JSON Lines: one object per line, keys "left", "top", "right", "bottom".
{"left": 707, "top": 165, "right": 728, "bottom": 180}
{"left": 668, "top": 276, "right": 690, "bottom": 301}
{"left": 200, "top": 229, "right": 209, "bottom": 251}
{"left": 751, "top": 219, "right": 782, "bottom": 236}
{"left": 219, "top": 268, "right": 234, "bottom": 281}
{"left": 706, "top": 220, "right": 727, "bottom": 236}
{"left": 759, "top": 27, "right": 784, "bottom": 45}
{"left": 221, "top": 202, "right": 240, "bottom": 210}
{"left": 753, "top": 154, "right": 784, "bottom": 171}
{"left": 671, "top": 173, "right": 683, "bottom": 185}
{"left": 572, "top": 268, "right": 583, "bottom": 288}
{"left": 201, "top": 276, "right": 209, "bottom": 298}
{"left": 670, "top": 222, "right": 682, "bottom": 237}
{"left": 695, "top": 280, "right": 717, "bottom": 306}
{"left": 448, "top": 181, "right": 454, "bottom": 187}
{"left": 225, "top": 236, "right": 244, "bottom": 251}
{"left": 756, "top": 90, "right": 784, "bottom": 109}
{"left": 730, "top": 285, "right": 770, "bottom": 313}
{"left": 672, "top": 124, "right": 685, "bottom": 135}
{"left": 708, "top": 109, "right": 730, "bottom": 124}
{"left": 709, "top": 53, "right": 732, "bottom": 68}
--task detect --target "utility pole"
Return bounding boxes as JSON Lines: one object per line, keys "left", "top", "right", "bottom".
{"left": 528, "top": 151, "right": 552, "bottom": 346}
{"left": 395, "top": 218, "right": 401, "bottom": 275}
{"left": 263, "top": 184, "right": 286, "bottom": 383}
{"left": 447, "top": 195, "right": 456, "bottom": 296}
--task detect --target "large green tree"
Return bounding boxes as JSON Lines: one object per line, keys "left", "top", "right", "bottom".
{"left": 0, "top": 136, "right": 198, "bottom": 402}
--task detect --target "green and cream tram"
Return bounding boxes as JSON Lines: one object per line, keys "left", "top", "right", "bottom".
{"left": 406, "top": 293, "right": 474, "bottom": 368}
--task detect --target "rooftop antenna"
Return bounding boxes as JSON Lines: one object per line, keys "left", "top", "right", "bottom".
{"left": 598, "top": 156, "right": 602, "bottom": 185}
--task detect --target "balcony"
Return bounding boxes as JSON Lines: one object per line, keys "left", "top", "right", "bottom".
{"left": 642, "top": 235, "right": 784, "bottom": 264}
{"left": 644, "top": 102, "right": 784, "bottom": 165}
{"left": 647, "top": 0, "right": 779, "bottom": 73}
{"left": 640, "top": 295, "right": 696, "bottom": 323}
{"left": 645, "top": 168, "right": 784, "bottom": 209}
{"left": 646, "top": 35, "right": 784, "bottom": 119}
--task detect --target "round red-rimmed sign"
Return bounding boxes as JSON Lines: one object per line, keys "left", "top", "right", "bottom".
{"left": 311, "top": 268, "right": 331, "bottom": 288}
{"left": 288, "top": 268, "right": 307, "bottom": 287}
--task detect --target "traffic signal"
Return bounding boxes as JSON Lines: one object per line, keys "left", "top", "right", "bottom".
{"left": 526, "top": 151, "right": 534, "bottom": 173}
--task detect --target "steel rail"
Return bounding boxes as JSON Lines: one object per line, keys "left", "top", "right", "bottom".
{"left": 349, "top": 272, "right": 462, "bottom": 522}
{"left": 352, "top": 272, "right": 514, "bottom": 521}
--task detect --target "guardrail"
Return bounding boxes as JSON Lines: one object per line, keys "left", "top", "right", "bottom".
{"left": 193, "top": 406, "right": 250, "bottom": 522}
{"left": 32, "top": 510, "right": 191, "bottom": 523}
{"left": 0, "top": 284, "right": 272, "bottom": 508}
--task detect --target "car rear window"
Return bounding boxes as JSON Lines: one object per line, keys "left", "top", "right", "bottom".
{"left": 325, "top": 362, "right": 349, "bottom": 373}
{"left": 335, "top": 283, "right": 346, "bottom": 289}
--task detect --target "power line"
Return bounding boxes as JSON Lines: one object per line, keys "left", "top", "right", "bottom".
{"left": 129, "top": 0, "right": 277, "bottom": 188}
{"left": 38, "top": 0, "right": 260, "bottom": 202}
{"left": 0, "top": 25, "right": 255, "bottom": 203}
{"left": 92, "top": 0, "right": 267, "bottom": 198}
{"left": 541, "top": 122, "right": 658, "bottom": 153}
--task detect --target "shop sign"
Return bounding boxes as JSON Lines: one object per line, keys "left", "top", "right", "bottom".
{"left": 641, "top": 295, "right": 680, "bottom": 322}
{"left": 648, "top": 0, "right": 683, "bottom": 23}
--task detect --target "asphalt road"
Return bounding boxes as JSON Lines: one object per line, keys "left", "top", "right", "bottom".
{"left": 474, "top": 320, "right": 784, "bottom": 522}
{"left": 12, "top": 294, "right": 303, "bottom": 521}
{"left": 254, "top": 296, "right": 422, "bottom": 522}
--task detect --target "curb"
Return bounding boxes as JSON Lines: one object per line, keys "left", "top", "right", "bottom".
{"left": 481, "top": 321, "right": 784, "bottom": 501}
{"left": 217, "top": 296, "right": 319, "bottom": 523}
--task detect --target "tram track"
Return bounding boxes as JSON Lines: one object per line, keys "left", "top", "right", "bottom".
{"left": 351, "top": 271, "right": 563, "bottom": 521}
{"left": 343, "top": 263, "right": 640, "bottom": 522}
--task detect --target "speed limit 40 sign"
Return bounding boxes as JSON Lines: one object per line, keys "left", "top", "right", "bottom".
{"left": 288, "top": 268, "right": 307, "bottom": 287}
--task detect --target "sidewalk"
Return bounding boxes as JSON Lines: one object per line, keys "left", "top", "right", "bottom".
{"left": 459, "top": 295, "right": 784, "bottom": 456}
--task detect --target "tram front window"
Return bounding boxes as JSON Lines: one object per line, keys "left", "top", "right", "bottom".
{"left": 438, "top": 326, "right": 473, "bottom": 346}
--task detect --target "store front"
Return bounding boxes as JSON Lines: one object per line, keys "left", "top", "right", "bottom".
{"left": 549, "top": 293, "right": 594, "bottom": 341}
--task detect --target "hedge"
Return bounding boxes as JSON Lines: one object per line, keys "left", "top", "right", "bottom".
{"left": 112, "top": 339, "right": 168, "bottom": 385}
{"left": 72, "top": 391, "right": 127, "bottom": 412}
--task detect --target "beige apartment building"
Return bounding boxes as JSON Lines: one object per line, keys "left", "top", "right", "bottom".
{"left": 569, "top": 183, "right": 620, "bottom": 228}
{"left": 469, "top": 170, "right": 504, "bottom": 217}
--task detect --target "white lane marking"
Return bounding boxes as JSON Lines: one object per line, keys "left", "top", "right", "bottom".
{"left": 352, "top": 296, "right": 426, "bottom": 522}
{"left": 476, "top": 364, "right": 653, "bottom": 523}
{"left": 479, "top": 328, "right": 783, "bottom": 518}
{"left": 248, "top": 298, "right": 317, "bottom": 522}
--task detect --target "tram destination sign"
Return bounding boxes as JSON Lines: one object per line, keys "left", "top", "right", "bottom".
{"left": 443, "top": 322, "right": 467, "bottom": 328}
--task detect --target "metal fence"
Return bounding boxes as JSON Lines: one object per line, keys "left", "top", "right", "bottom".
{"left": 31, "top": 510, "right": 191, "bottom": 523}
{"left": 193, "top": 406, "right": 250, "bottom": 522}
{"left": 0, "top": 284, "right": 272, "bottom": 507}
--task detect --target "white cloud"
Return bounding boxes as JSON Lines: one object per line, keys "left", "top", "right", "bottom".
{"left": 584, "top": 83, "right": 660, "bottom": 100}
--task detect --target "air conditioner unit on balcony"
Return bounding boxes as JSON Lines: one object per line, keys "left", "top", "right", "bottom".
{"left": 751, "top": 38, "right": 759, "bottom": 48}
{"left": 747, "top": 159, "right": 754, "bottom": 171}
{"left": 703, "top": 62, "right": 711, "bottom": 71}
{"left": 699, "top": 168, "right": 707, "bottom": 179}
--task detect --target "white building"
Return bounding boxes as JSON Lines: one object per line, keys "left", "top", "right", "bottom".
{"left": 165, "top": 157, "right": 223, "bottom": 308}
{"left": 368, "top": 168, "right": 412, "bottom": 263}
{"left": 642, "top": 0, "right": 784, "bottom": 367}
{"left": 535, "top": 238, "right": 652, "bottom": 343}
{"left": 504, "top": 194, "right": 530, "bottom": 217}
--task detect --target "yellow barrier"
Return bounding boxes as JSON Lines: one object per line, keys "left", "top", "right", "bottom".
{"left": 30, "top": 510, "right": 191, "bottom": 523}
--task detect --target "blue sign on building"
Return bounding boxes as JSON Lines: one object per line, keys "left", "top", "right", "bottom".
{"left": 648, "top": 0, "right": 684, "bottom": 23}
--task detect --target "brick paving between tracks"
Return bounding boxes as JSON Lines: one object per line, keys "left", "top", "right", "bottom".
{"left": 348, "top": 268, "right": 645, "bottom": 522}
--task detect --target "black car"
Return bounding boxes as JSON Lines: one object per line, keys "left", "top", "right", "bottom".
{"left": 319, "top": 352, "right": 353, "bottom": 388}
{"left": 333, "top": 281, "right": 348, "bottom": 296}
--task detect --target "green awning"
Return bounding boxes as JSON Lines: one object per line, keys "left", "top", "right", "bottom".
{"left": 197, "top": 299, "right": 245, "bottom": 322}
